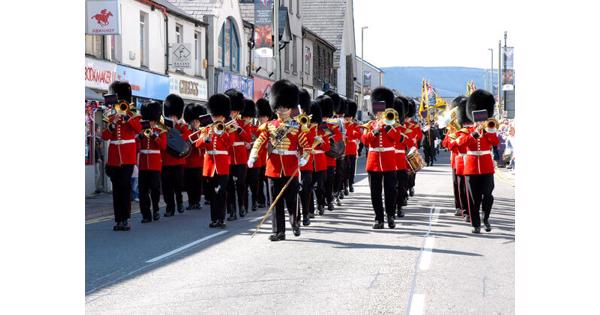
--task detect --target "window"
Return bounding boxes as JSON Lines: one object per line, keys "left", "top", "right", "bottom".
{"left": 176, "top": 24, "right": 183, "bottom": 43}
{"left": 297, "top": 0, "right": 300, "bottom": 16}
{"left": 292, "top": 35, "right": 297, "bottom": 73}
{"left": 195, "top": 31, "right": 202, "bottom": 76}
{"left": 140, "top": 12, "right": 149, "bottom": 67}
{"left": 284, "top": 42, "right": 290, "bottom": 72}
{"left": 85, "top": 35, "right": 104, "bottom": 58}
{"left": 289, "top": 0, "right": 293, "bottom": 14}
{"left": 304, "top": 46, "right": 311, "bottom": 75}
{"left": 108, "top": 35, "right": 120, "bottom": 62}
{"left": 218, "top": 18, "right": 240, "bottom": 72}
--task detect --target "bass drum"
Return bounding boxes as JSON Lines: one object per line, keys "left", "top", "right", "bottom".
{"left": 406, "top": 148, "right": 425, "bottom": 174}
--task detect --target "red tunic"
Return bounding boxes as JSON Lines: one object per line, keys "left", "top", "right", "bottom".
{"left": 162, "top": 123, "right": 191, "bottom": 166}
{"left": 137, "top": 128, "right": 167, "bottom": 171}
{"left": 404, "top": 120, "right": 423, "bottom": 149}
{"left": 361, "top": 121, "right": 401, "bottom": 172}
{"left": 197, "top": 127, "right": 231, "bottom": 177}
{"left": 324, "top": 120, "right": 343, "bottom": 167}
{"left": 228, "top": 119, "right": 253, "bottom": 165}
{"left": 102, "top": 116, "right": 143, "bottom": 166}
{"left": 344, "top": 120, "right": 362, "bottom": 156}
{"left": 442, "top": 132, "right": 458, "bottom": 169}
{"left": 456, "top": 126, "right": 499, "bottom": 175}
{"left": 185, "top": 146, "right": 204, "bottom": 169}
{"left": 394, "top": 124, "right": 415, "bottom": 171}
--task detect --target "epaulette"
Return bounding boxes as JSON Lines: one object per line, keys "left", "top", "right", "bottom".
{"left": 258, "top": 122, "right": 269, "bottom": 132}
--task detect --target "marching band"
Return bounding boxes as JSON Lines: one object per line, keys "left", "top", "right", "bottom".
{"left": 101, "top": 79, "right": 499, "bottom": 239}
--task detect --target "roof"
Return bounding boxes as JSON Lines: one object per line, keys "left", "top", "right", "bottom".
{"left": 302, "top": 27, "right": 336, "bottom": 51}
{"left": 355, "top": 56, "right": 384, "bottom": 73}
{"left": 154, "top": 0, "right": 207, "bottom": 25}
{"left": 166, "top": 0, "right": 222, "bottom": 20}
{"left": 301, "top": 0, "right": 347, "bottom": 67}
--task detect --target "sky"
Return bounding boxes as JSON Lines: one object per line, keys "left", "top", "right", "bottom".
{"left": 353, "top": 0, "right": 517, "bottom": 69}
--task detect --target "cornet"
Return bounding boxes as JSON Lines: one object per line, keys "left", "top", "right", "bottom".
{"left": 382, "top": 108, "right": 399, "bottom": 124}
{"left": 296, "top": 113, "right": 312, "bottom": 126}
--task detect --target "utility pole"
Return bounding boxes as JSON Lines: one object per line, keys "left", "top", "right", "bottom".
{"left": 360, "top": 26, "right": 368, "bottom": 112}
{"left": 273, "top": 0, "right": 280, "bottom": 80}
{"left": 498, "top": 40, "right": 502, "bottom": 118}
{"left": 488, "top": 48, "right": 493, "bottom": 93}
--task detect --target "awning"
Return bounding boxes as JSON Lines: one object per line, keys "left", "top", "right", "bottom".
{"left": 86, "top": 87, "right": 104, "bottom": 102}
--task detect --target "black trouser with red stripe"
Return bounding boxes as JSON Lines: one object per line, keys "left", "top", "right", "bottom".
{"left": 396, "top": 169, "right": 409, "bottom": 210}
{"left": 257, "top": 166, "right": 267, "bottom": 205}
{"left": 368, "top": 171, "right": 397, "bottom": 223}
{"left": 344, "top": 155, "right": 357, "bottom": 190}
{"left": 270, "top": 176, "right": 299, "bottom": 233}
{"left": 466, "top": 174, "right": 495, "bottom": 228}
{"left": 161, "top": 165, "right": 184, "bottom": 214}
{"left": 184, "top": 167, "right": 203, "bottom": 207}
{"left": 245, "top": 167, "right": 260, "bottom": 210}
{"left": 139, "top": 170, "right": 161, "bottom": 220}
{"left": 300, "top": 171, "right": 313, "bottom": 220}
{"left": 227, "top": 164, "right": 247, "bottom": 215}
{"left": 205, "top": 174, "right": 229, "bottom": 222}
{"left": 106, "top": 165, "right": 134, "bottom": 223}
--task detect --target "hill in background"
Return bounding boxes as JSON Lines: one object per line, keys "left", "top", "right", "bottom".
{"left": 382, "top": 66, "right": 499, "bottom": 98}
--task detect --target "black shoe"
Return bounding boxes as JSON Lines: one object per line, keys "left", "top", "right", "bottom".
{"left": 335, "top": 198, "right": 342, "bottom": 206}
{"left": 409, "top": 188, "right": 415, "bottom": 197}
{"left": 257, "top": 203, "right": 266, "bottom": 208}
{"left": 308, "top": 213, "right": 315, "bottom": 219}
{"left": 239, "top": 209, "right": 247, "bottom": 218}
{"left": 372, "top": 221, "right": 384, "bottom": 229}
{"left": 227, "top": 213, "right": 237, "bottom": 221}
{"left": 164, "top": 212, "right": 174, "bottom": 217}
{"left": 269, "top": 232, "right": 286, "bottom": 241}
{"left": 464, "top": 215, "right": 470, "bottom": 222}
{"left": 113, "top": 221, "right": 122, "bottom": 231}
{"left": 293, "top": 225, "right": 301, "bottom": 236}
{"left": 472, "top": 227, "right": 481, "bottom": 234}
{"left": 396, "top": 209, "right": 405, "bottom": 218}
{"left": 387, "top": 216, "right": 396, "bottom": 229}
{"left": 252, "top": 202, "right": 258, "bottom": 212}
{"left": 217, "top": 220, "right": 227, "bottom": 229}
{"left": 402, "top": 197, "right": 408, "bottom": 206}
{"left": 209, "top": 221, "right": 218, "bottom": 228}
{"left": 302, "top": 218, "right": 311, "bottom": 226}
{"left": 186, "top": 204, "right": 194, "bottom": 210}
{"left": 454, "top": 209, "right": 463, "bottom": 216}
{"left": 153, "top": 212, "right": 160, "bottom": 221}
{"left": 339, "top": 192, "right": 344, "bottom": 200}
{"left": 349, "top": 185, "right": 354, "bottom": 193}
{"left": 327, "top": 202, "right": 335, "bottom": 211}
{"left": 344, "top": 188, "right": 349, "bottom": 196}
{"left": 318, "top": 205, "right": 325, "bottom": 215}
{"left": 177, "top": 203, "right": 184, "bottom": 213}
{"left": 141, "top": 217, "right": 151, "bottom": 224}
{"left": 121, "top": 219, "right": 131, "bottom": 231}
{"left": 483, "top": 219, "right": 492, "bottom": 232}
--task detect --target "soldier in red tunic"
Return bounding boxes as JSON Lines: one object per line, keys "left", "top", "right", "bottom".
{"left": 297, "top": 89, "right": 315, "bottom": 226}
{"left": 241, "top": 99, "right": 260, "bottom": 212}
{"left": 224, "top": 89, "right": 253, "bottom": 221}
{"left": 307, "top": 103, "right": 330, "bottom": 217}
{"left": 343, "top": 100, "right": 361, "bottom": 194}
{"left": 456, "top": 90, "right": 499, "bottom": 233}
{"left": 316, "top": 95, "right": 343, "bottom": 211}
{"left": 361, "top": 87, "right": 401, "bottom": 229}
{"left": 451, "top": 98, "right": 474, "bottom": 221}
{"left": 253, "top": 99, "right": 273, "bottom": 209}
{"left": 404, "top": 99, "right": 423, "bottom": 198}
{"left": 161, "top": 94, "right": 191, "bottom": 217}
{"left": 325, "top": 91, "right": 347, "bottom": 205}
{"left": 183, "top": 103, "right": 207, "bottom": 211}
{"left": 101, "top": 81, "right": 142, "bottom": 231}
{"left": 442, "top": 96, "right": 468, "bottom": 217}
{"left": 393, "top": 96, "right": 416, "bottom": 218}
{"left": 248, "top": 80, "right": 312, "bottom": 241}
{"left": 137, "top": 101, "right": 167, "bottom": 223}
{"left": 196, "top": 94, "right": 232, "bottom": 228}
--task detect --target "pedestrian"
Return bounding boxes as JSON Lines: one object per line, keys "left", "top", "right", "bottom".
{"left": 131, "top": 165, "right": 139, "bottom": 202}
{"left": 102, "top": 81, "right": 142, "bottom": 231}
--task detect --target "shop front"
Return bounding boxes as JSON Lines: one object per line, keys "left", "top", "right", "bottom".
{"left": 115, "top": 65, "right": 170, "bottom": 108}
{"left": 216, "top": 70, "right": 254, "bottom": 100}
{"left": 169, "top": 73, "right": 208, "bottom": 106}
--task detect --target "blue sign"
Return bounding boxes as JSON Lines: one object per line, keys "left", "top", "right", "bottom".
{"left": 218, "top": 71, "right": 254, "bottom": 100}
{"left": 115, "top": 65, "right": 169, "bottom": 100}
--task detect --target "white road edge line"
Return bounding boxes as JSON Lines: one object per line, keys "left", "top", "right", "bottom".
{"left": 419, "top": 237, "right": 435, "bottom": 271}
{"left": 409, "top": 294, "right": 425, "bottom": 315}
{"left": 145, "top": 231, "right": 228, "bottom": 263}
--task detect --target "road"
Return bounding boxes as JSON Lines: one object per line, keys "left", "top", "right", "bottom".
{"left": 85, "top": 150, "right": 514, "bottom": 314}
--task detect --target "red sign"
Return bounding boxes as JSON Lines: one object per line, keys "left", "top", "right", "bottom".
{"left": 85, "top": 57, "right": 117, "bottom": 90}
{"left": 253, "top": 76, "right": 274, "bottom": 101}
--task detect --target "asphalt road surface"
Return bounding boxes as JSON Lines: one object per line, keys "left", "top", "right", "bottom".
{"left": 86, "top": 150, "right": 514, "bottom": 314}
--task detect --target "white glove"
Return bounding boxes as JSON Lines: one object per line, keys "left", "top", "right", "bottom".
{"left": 299, "top": 157, "right": 308, "bottom": 167}
{"left": 247, "top": 156, "right": 256, "bottom": 168}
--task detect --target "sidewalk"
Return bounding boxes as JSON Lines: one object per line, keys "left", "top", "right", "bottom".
{"left": 85, "top": 192, "right": 190, "bottom": 222}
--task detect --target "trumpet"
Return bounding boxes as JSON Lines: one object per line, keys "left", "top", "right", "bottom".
{"left": 485, "top": 118, "right": 499, "bottom": 130}
{"left": 296, "top": 113, "right": 312, "bottom": 126}
{"left": 382, "top": 108, "right": 399, "bottom": 124}
{"left": 143, "top": 128, "right": 153, "bottom": 138}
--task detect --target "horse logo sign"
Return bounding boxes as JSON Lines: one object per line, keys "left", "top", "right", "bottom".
{"left": 86, "top": 0, "right": 121, "bottom": 35}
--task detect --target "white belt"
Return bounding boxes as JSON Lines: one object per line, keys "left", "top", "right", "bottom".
{"left": 395, "top": 149, "right": 406, "bottom": 154}
{"left": 457, "top": 153, "right": 466, "bottom": 157}
{"left": 369, "top": 147, "right": 395, "bottom": 152}
{"left": 467, "top": 150, "right": 492, "bottom": 156}
{"left": 233, "top": 142, "right": 245, "bottom": 146}
{"left": 110, "top": 139, "right": 135, "bottom": 145}
{"left": 140, "top": 150, "right": 160, "bottom": 154}
{"left": 271, "top": 149, "right": 298, "bottom": 155}
{"left": 206, "top": 150, "right": 228, "bottom": 155}
{"left": 313, "top": 150, "right": 325, "bottom": 154}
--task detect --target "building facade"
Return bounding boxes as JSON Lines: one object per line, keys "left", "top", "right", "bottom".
{"left": 303, "top": 27, "right": 336, "bottom": 98}
{"left": 355, "top": 56, "right": 384, "bottom": 116}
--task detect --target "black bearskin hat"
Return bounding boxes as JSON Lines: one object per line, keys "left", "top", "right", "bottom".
{"left": 241, "top": 99, "right": 256, "bottom": 118}
{"left": 310, "top": 101, "right": 323, "bottom": 124}
{"left": 270, "top": 79, "right": 299, "bottom": 110}
{"left": 184, "top": 103, "right": 207, "bottom": 123}
{"left": 467, "top": 89, "right": 495, "bottom": 121}
{"left": 256, "top": 98, "right": 272, "bottom": 118}
{"left": 163, "top": 94, "right": 185, "bottom": 119}
{"left": 456, "top": 97, "right": 471, "bottom": 126}
{"left": 324, "top": 90, "right": 342, "bottom": 114}
{"left": 371, "top": 87, "right": 395, "bottom": 109}
{"left": 224, "top": 89, "right": 245, "bottom": 112}
{"left": 299, "top": 88, "right": 312, "bottom": 114}
{"left": 108, "top": 81, "right": 132, "bottom": 103}
{"left": 337, "top": 99, "right": 348, "bottom": 116}
{"left": 407, "top": 98, "right": 417, "bottom": 117}
{"left": 345, "top": 100, "right": 358, "bottom": 118}
{"left": 141, "top": 101, "right": 162, "bottom": 122}
{"left": 207, "top": 93, "right": 231, "bottom": 117}
{"left": 393, "top": 97, "right": 406, "bottom": 121}
{"left": 451, "top": 95, "right": 467, "bottom": 110}
{"left": 316, "top": 95, "right": 334, "bottom": 118}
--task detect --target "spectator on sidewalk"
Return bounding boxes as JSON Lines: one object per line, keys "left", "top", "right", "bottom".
{"left": 131, "top": 165, "right": 139, "bottom": 202}
{"left": 505, "top": 126, "right": 515, "bottom": 172}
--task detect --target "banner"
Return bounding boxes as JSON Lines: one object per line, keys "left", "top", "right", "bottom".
{"left": 253, "top": 76, "right": 274, "bottom": 101}
{"left": 218, "top": 71, "right": 254, "bottom": 100}
{"left": 502, "top": 47, "right": 515, "bottom": 91}
{"left": 254, "top": 0, "right": 273, "bottom": 56}
{"left": 86, "top": 0, "right": 121, "bottom": 35}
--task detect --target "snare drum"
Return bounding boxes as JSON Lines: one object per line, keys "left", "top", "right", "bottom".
{"left": 406, "top": 150, "right": 425, "bottom": 173}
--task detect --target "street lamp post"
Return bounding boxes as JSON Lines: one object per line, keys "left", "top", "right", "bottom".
{"left": 273, "top": 0, "right": 280, "bottom": 80}
{"left": 360, "top": 26, "right": 368, "bottom": 114}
